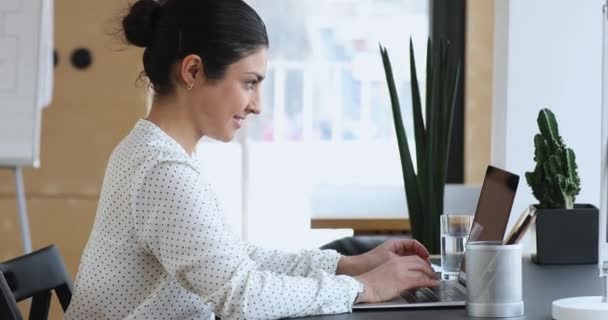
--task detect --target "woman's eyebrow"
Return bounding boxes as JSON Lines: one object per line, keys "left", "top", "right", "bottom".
{"left": 245, "top": 72, "right": 265, "bottom": 82}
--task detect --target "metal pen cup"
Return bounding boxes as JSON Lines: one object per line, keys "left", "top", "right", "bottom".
{"left": 465, "top": 241, "right": 524, "bottom": 317}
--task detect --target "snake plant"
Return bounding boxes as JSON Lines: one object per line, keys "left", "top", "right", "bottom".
{"left": 380, "top": 38, "right": 461, "bottom": 254}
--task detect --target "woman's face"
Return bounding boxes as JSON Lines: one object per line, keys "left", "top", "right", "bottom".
{"left": 186, "top": 49, "right": 268, "bottom": 142}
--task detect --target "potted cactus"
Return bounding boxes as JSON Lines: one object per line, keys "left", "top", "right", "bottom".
{"left": 526, "top": 108, "right": 598, "bottom": 264}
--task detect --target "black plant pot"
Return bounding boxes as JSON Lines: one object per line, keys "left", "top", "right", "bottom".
{"left": 533, "top": 204, "right": 598, "bottom": 265}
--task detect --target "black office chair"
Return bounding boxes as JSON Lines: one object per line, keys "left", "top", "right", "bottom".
{"left": 0, "top": 245, "right": 73, "bottom": 320}
{"left": 320, "top": 236, "right": 387, "bottom": 256}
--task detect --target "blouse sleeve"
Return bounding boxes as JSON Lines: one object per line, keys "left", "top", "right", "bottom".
{"left": 246, "top": 244, "right": 343, "bottom": 277}
{"left": 132, "top": 160, "right": 363, "bottom": 320}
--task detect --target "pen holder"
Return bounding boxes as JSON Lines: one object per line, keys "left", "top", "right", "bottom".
{"left": 465, "top": 241, "right": 524, "bottom": 318}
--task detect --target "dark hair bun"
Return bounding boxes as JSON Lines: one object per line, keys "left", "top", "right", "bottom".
{"left": 122, "top": 0, "right": 162, "bottom": 48}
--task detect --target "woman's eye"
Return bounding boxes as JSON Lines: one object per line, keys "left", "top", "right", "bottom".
{"left": 246, "top": 80, "right": 257, "bottom": 89}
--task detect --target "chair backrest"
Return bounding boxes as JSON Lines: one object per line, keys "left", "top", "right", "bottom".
{"left": 0, "top": 275, "right": 22, "bottom": 320}
{"left": 0, "top": 245, "right": 73, "bottom": 320}
{"left": 320, "top": 235, "right": 386, "bottom": 256}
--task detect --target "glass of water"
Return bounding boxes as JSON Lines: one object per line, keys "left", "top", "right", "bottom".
{"left": 440, "top": 214, "right": 473, "bottom": 280}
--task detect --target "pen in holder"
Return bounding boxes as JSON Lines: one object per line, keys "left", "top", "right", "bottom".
{"left": 465, "top": 241, "right": 524, "bottom": 318}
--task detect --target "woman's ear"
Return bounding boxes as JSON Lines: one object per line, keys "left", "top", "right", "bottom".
{"left": 180, "top": 54, "right": 202, "bottom": 88}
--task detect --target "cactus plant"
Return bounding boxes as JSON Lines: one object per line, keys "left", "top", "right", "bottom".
{"left": 380, "top": 38, "right": 461, "bottom": 254}
{"left": 525, "top": 108, "right": 581, "bottom": 209}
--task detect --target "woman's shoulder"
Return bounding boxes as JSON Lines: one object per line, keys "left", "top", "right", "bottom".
{"left": 119, "top": 139, "right": 199, "bottom": 174}
{"left": 107, "top": 121, "right": 202, "bottom": 181}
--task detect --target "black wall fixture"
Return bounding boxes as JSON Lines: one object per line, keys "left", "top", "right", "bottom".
{"left": 70, "top": 47, "right": 93, "bottom": 70}
{"left": 431, "top": 0, "right": 466, "bottom": 183}
{"left": 53, "top": 49, "right": 58, "bottom": 68}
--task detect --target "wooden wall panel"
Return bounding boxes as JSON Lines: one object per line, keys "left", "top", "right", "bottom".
{"left": 465, "top": 0, "right": 495, "bottom": 184}
{"left": 0, "top": 198, "right": 97, "bottom": 277}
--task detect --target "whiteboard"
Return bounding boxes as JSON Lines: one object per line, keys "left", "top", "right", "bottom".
{"left": 0, "top": 0, "right": 53, "bottom": 167}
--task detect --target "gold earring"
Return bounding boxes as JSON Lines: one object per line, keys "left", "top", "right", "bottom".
{"left": 187, "top": 83, "right": 194, "bottom": 91}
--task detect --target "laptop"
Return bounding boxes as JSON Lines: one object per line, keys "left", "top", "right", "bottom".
{"left": 353, "top": 165, "right": 520, "bottom": 309}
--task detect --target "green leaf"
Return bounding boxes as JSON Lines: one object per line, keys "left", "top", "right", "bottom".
{"left": 380, "top": 37, "right": 461, "bottom": 254}
{"left": 409, "top": 38, "right": 427, "bottom": 203}
{"left": 380, "top": 44, "right": 424, "bottom": 235}
{"left": 425, "top": 38, "right": 432, "bottom": 140}
{"left": 427, "top": 41, "right": 442, "bottom": 205}
{"left": 438, "top": 53, "right": 461, "bottom": 217}
{"left": 436, "top": 40, "right": 453, "bottom": 201}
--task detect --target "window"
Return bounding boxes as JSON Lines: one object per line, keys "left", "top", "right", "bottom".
{"left": 239, "top": 0, "right": 431, "bottom": 249}
{"left": 248, "top": 0, "right": 430, "bottom": 143}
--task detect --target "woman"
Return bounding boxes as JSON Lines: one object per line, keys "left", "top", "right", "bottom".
{"left": 65, "top": 0, "right": 439, "bottom": 319}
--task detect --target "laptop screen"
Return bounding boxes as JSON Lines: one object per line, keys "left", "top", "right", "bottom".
{"left": 457, "top": 165, "right": 519, "bottom": 285}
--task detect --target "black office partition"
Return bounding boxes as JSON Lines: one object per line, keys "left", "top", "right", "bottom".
{"left": 430, "top": 0, "right": 466, "bottom": 183}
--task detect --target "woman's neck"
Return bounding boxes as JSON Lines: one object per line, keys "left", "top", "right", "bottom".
{"left": 146, "top": 99, "right": 200, "bottom": 155}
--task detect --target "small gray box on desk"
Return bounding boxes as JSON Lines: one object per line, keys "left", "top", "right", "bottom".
{"left": 534, "top": 204, "right": 598, "bottom": 264}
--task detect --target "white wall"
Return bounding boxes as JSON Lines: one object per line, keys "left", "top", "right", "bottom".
{"left": 492, "top": 0, "right": 604, "bottom": 250}
{"left": 196, "top": 142, "right": 244, "bottom": 237}
{"left": 197, "top": 141, "right": 353, "bottom": 252}
{"left": 245, "top": 142, "right": 353, "bottom": 251}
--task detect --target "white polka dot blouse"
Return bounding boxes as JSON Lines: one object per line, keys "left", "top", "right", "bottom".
{"left": 65, "top": 119, "right": 363, "bottom": 320}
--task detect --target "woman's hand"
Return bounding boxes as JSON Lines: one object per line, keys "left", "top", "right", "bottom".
{"left": 354, "top": 255, "right": 439, "bottom": 303}
{"left": 337, "top": 239, "right": 431, "bottom": 276}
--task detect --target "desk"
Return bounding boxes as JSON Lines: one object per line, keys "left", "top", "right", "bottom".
{"left": 297, "top": 256, "right": 601, "bottom": 320}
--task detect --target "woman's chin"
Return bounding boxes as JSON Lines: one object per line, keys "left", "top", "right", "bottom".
{"left": 206, "top": 126, "right": 239, "bottom": 142}
{"left": 218, "top": 132, "right": 235, "bottom": 143}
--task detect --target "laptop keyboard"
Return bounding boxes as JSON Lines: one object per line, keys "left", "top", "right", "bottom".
{"left": 401, "top": 281, "right": 466, "bottom": 303}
